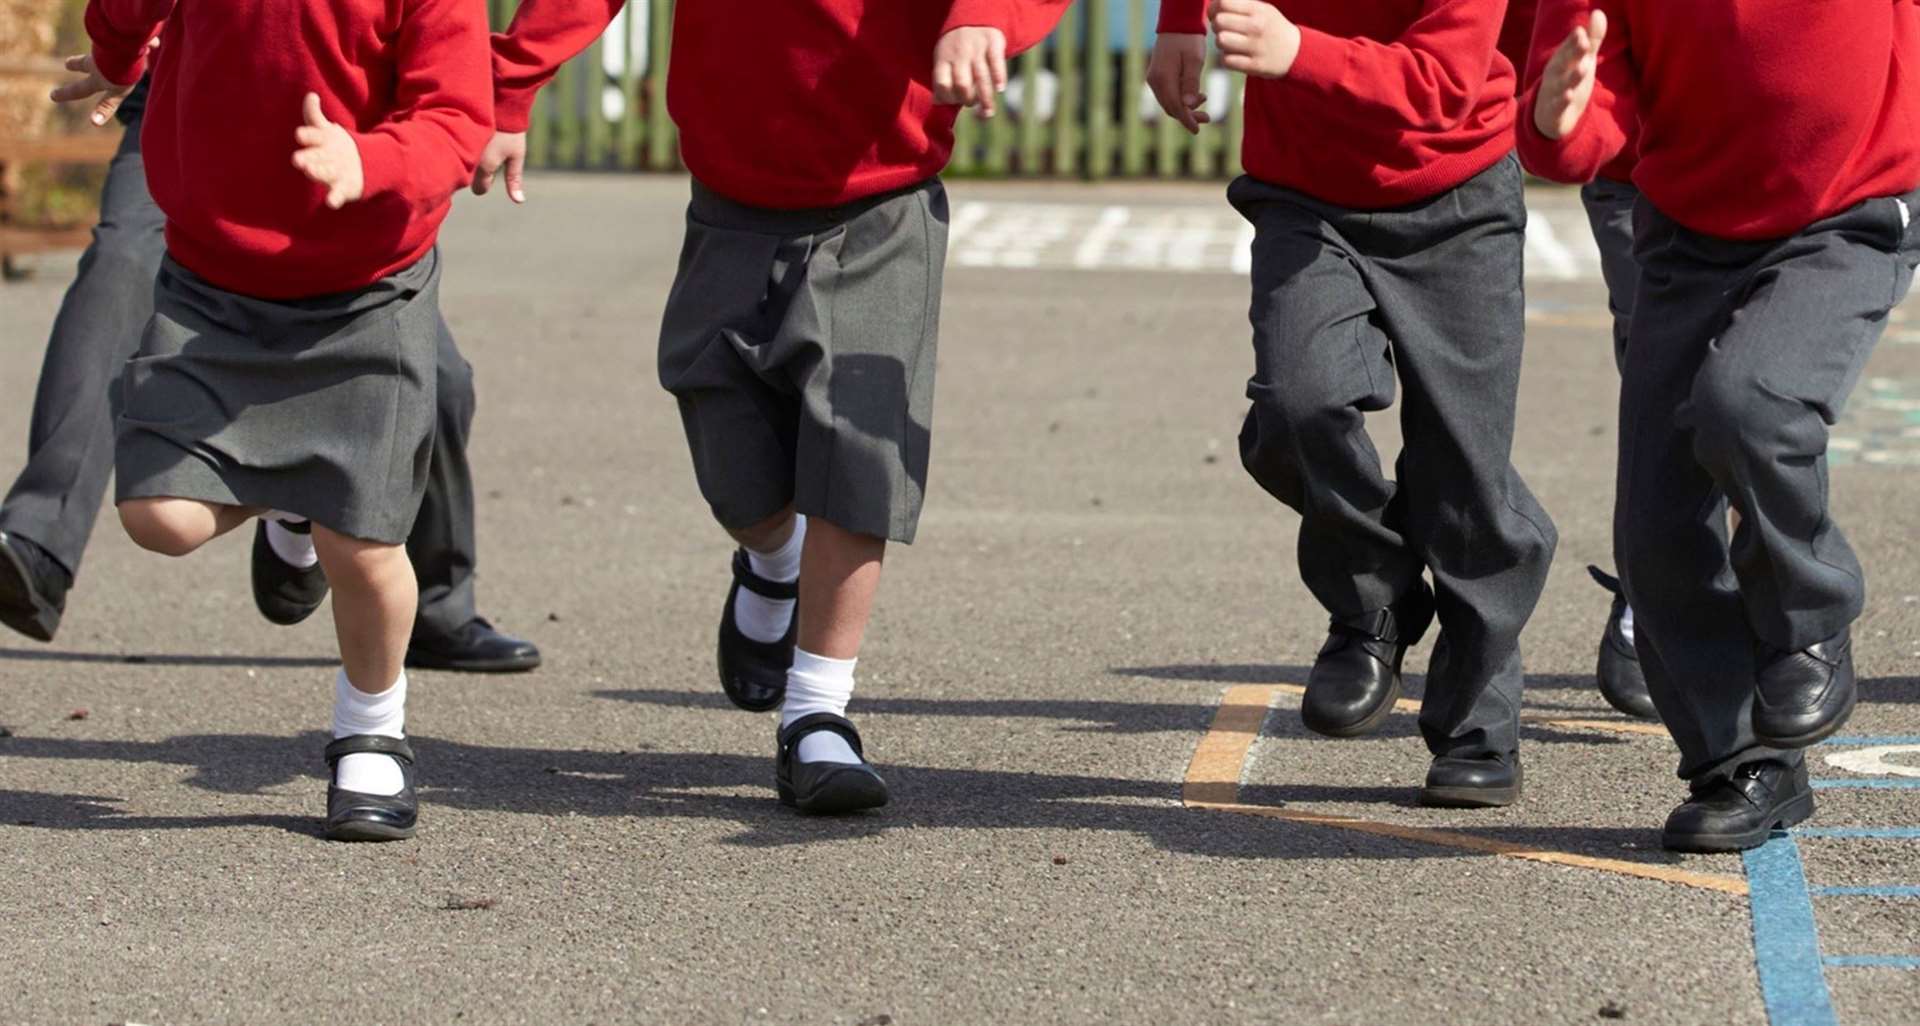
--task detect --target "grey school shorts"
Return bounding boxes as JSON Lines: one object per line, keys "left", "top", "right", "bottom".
{"left": 657, "top": 177, "right": 949, "bottom": 544}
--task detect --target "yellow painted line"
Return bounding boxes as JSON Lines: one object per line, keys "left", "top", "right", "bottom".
{"left": 1185, "top": 684, "right": 1748, "bottom": 896}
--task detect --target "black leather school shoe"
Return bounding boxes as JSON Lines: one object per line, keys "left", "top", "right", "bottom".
{"left": 776, "top": 713, "right": 889, "bottom": 814}
{"left": 1301, "top": 580, "right": 1435, "bottom": 738}
{"left": 718, "top": 549, "right": 798, "bottom": 712}
{"left": 1752, "top": 630, "right": 1856, "bottom": 749}
{"left": 406, "top": 618, "right": 543, "bottom": 673}
{"left": 1661, "top": 759, "right": 1813, "bottom": 853}
{"left": 0, "top": 530, "right": 70, "bottom": 642}
{"left": 324, "top": 735, "right": 418, "bottom": 842}
{"left": 1420, "top": 753, "right": 1523, "bottom": 808}
{"left": 1588, "top": 566, "right": 1657, "bottom": 720}
{"left": 251, "top": 521, "right": 329, "bottom": 626}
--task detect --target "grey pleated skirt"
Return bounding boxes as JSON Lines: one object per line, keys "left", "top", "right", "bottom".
{"left": 114, "top": 250, "right": 441, "bottom": 544}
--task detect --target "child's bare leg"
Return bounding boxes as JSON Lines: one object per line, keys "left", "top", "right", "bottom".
{"left": 117, "top": 497, "right": 257, "bottom": 556}
{"left": 311, "top": 525, "right": 416, "bottom": 692}
{"left": 783, "top": 517, "right": 886, "bottom": 769}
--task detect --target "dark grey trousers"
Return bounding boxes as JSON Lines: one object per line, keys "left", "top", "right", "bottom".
{"left": 1580, "top": 177, "right": 1640, "bottom": 368}
{"left": 1229, "top": 155, "right": 1558, "bottom": 761}
{"left": 1618, "top": 190, "right": 1919, "bottom": 785}
{"left": 0, "top": 122, "right": 481, "bottom": 637}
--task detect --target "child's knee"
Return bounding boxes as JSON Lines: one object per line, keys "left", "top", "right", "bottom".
{"left": 311, "top": 526, "right": 411, "bottom": 585}
{"left": 117, "top": 499, "right": 214, "bottom": 556}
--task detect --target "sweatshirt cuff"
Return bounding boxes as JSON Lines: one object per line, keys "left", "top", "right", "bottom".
{"left": 493, "top": 86, "right": 537, "bottom": 134}
{"left": 941, "top": 0, "right": 1011, "bottom": 36}
{"left": 1156, "top": 0, "right": 1206, "bottom": 36}
{"left": 1513, "top": 85, "right": 1603, "bottom": 184}
{"left": 1283, "top": 26, "right": 1347, "bottom": 91}
{"left": 90, "top": 41, "right": 149, "bottom": 88}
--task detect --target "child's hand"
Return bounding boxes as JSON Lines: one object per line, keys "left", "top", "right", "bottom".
{"left": 1210, "top": 0, "right": 1301, "bottom": 79}
{"left": 933, "top": 26, "right": 1009, "bottom": 118}
{"left": 49, "top": 48, "right": 149, "bottom": 126}
{"left": 1147, "top": 34, "right": 1210, "bottom": 134}
{"left": 292, "top": 93, "right": 364, "bottom": 209}
{"left": 471, "top": 131, "right": 528, "bottom": 204}
{"left": 1533, "top": 11, "right": 1606, "bottom": 140}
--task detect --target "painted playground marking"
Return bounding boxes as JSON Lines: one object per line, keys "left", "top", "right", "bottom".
{"left": 946, "top": 201, "right": 1606, "bottom": 281}
{"left": 1180, "top": 684, "right": 1748, "bottom": 895}
{"left": 1822, "top": 745, "right": 1920, "bottom": 779}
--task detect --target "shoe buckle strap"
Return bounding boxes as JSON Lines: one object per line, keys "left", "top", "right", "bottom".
{"left": 325, "top": 734, "right": 415, "bottom": 767}
{"left": 732, "top": 550, "right": 799, "bottom": 601}
{"left": 779, "top": 712, "right": 865, "bottom": 760}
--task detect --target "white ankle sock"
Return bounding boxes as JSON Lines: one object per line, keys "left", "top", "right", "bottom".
{"left": 782, "top": 647, "right": 859, "bottom": 765}
{"left": 331, "top": 669, "right": 406, "bottom": 796}
{"left": 266, "top": 517, "right": 318, "bottom": 569}
{"left": 735, "top": 515, "right": 805, "bottom": 644}
{"left": 1619, "top": 603, "right": 1636, "bottom": 646}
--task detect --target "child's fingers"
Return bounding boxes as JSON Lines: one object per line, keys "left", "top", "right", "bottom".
{"left": 950, "top": 58, "right": 976, "bottom": 105}
{"left": 932, "top": 59, "right": 956, "bottom": 102}
{"left": 972, "top": 56, "right": 995, "bottom": 114}
{"left": 294, "top": 125, "right": 328, "bottom": 148}
{"left": 1220, "top": 52, "right": 1256, "bottom": 74}
{"left": 90, "top": 94, "right": 120, "bottom": 126}
{"left": 1216, "top": 30, "right": 1253, "bottom": 56}
{"left": 64, "top": 54, "right": 90, "bottom": 72}
{"left": 471, "top": 163, "right": 494, "bottom": 195}
{"left": 505, "top": 154, "right": 526, "bottom": 204}
{"left": 1588, "top": 10, "right": 1608, "bottom": 49}
{"left": 50, "top": 79, "right": 99, "bottom": 103}
{"left": 1214, "top": 0, "right": 1257, "bottom": 14}
{"left": 988, "top": 34, "right": 1009, "bottom": 92}
{"left": 1213, "top": 11, "right": 1258, "bottom": 35}
{"left": 325, "top": 185, "right": 348, "bottom": 210}
{"left": 301, "top": 92, "right": 331, "bottom": 130}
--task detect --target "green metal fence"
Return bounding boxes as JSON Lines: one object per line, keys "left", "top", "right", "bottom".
{"left": 488, "top": 0, "right": 1245, "bottom": 180}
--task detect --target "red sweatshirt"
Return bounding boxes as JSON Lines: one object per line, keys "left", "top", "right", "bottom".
{"left": 1512, "top": 0, "right": 1634, "bottom": 185}
{"left": 492, "top": 1, "right": 1070, "bottom": 210}
{"left": 1494, "top": 1, "right": 1534, "bottom": 83}
{"left": 1515, "top": 0, "right": 1920, "bottom": 240}
{"left": 1159, "top": 0, "right": 1516, "bottom": 210}
{"left": 86, "top": 0, "right": 492, "bottom": 299}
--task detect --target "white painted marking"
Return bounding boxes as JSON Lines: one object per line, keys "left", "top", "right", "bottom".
{"left": 1525, "top": 206, "right": 1580, "bottom": 280}
{"left": 1072, "top": 206, "right": 1131, "bottom": 269}
{"left": 946, "top": 201, "right": 992, "bottom": 249}
{"left": 1824, "top": 745, "right": 1920, "bottom": 779}
{"left": 1232, "top": 220, "right": 1255, "bottom": 274}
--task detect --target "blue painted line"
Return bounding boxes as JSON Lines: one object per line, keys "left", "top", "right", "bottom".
{"left": 1820, "top": 736, "right": 1920, "bottom": 747}
{"left": 1822, "top": 955, "right": 1920, "bottom": 969}
{"left": 1794, "top": 826, "right": 1920, "bottom": 839}
{"left": 1809, "top": 885, "right": 1920, "bottom": 898}
{"left": 1810, "top": 778, "right": 1920, "bottom": 790}
{"left": 1744, "top": 833, "right": 1839, "bottom": 1026}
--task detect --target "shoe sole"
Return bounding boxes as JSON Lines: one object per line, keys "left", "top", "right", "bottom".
{"left": 405, "top": 651, "right": 543, "bottom": 674}
{"left": 1754, "top": 685, "right": 1858, "bottom": 751}
{"left": 778, "top": 777, "right": 890, "bottom": 815}
{"left": 1302, "top": 672, "right": 1403, "bottom": 739}
{"left": 0, "top": 538, "right": 57, "bottom": 642}
{"left": 1418, "top": 784, "right": 1521, "bottom": 809}
{"left": 325, "top": 819, "right": 416, "bottom": 842}
{"left": 1662, "top": 790, "right": 1816, "bottom": 853}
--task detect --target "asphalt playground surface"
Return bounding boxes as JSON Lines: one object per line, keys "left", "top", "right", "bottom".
{"left": 2, "top": 172, "right": 1917, "bottom": 1025}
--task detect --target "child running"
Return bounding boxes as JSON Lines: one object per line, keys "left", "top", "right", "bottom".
{"left": 481, "top": 1, "right": 1068, "bottom": 812}
{"left": 70, "top": 0, "right": 492, "bottom": 840}
{"left": 1501, "top": 1, "right": 1652, "bottom": 720}
{"left": 1148, "top": 0, "right": 1558, "bottom": 806}
{"left": 1519, "top": 2, "right": 1920, "bottom": 850}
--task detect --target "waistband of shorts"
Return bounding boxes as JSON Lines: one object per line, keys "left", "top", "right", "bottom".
{"left": 689, "top": 176, "right": 941, "bottom": 235}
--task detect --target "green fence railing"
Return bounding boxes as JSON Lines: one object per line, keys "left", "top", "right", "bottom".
{"left": 488, "top": 0, "right": 1245, "bottom": 180}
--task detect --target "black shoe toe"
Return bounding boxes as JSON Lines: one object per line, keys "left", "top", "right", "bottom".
{"left": 406, "top": 618, "right": 542, "bottom": 673}
{"left": 776, "top": 713, "right": 889, "bottom": 814}
{"left": 0, "top": 531, "right": 69, "bottom": 643}
{"left": 1752, "top": 631, "right": 1856, "bottom": 749}
{"left": 324, "top": 735, "right": 418, "bottom": 842}
{"left": 718, "top": 550, "right": 796, "bottom": 712}
{"left": 250, "top": 522, "right": 330, "bottom": 626}
{"left": 1661, "top": 759, "right": 1813, "bottom": 853}
{"left": 1420, "top": 754, "right": 1522, "bottom": 808}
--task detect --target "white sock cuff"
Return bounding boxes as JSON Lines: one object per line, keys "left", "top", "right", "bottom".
{"left": 747, "top": 514, "right": 807, "bottom": 583}
{"left": 332, "top": 669, "right": 407, "bottom": 740}
{"left": 784, "top": 648, "right": 856, "bottom": 722}
{"left": 265, "top": 519, "right": 319, "bottom": 569}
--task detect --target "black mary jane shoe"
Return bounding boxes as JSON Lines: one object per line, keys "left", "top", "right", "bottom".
{"left": 1752, "top": 630, "right": 1857, "bottom": 749}
{"left": 717, "top": 549, "right": 798, "bottom": 712}
{"left": 1588, "top": 566, "right": 1657, "bottom": 720}
{"left": 324, "top": 735, "right": 419, "bottom": 842}
{"left": 251, "top": 521, "right": 329, "bottom": 626}
{"left": 406, "top": 618, "right": 543, "bottom": 674}
{"left": 0, "top": 530, "right": 70, "bottom": 643}
{"left": 1301, "top": 580, "right": 1436, "bottom": 738}
{"left": 1420, "top": 753, "right": 1523, "bottom": 808}
{"left": 776, "top": 713, "right": 889, "bottom": 815}
{"left": 1661, "top": 759, "right": 1813, "bottom": 853}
